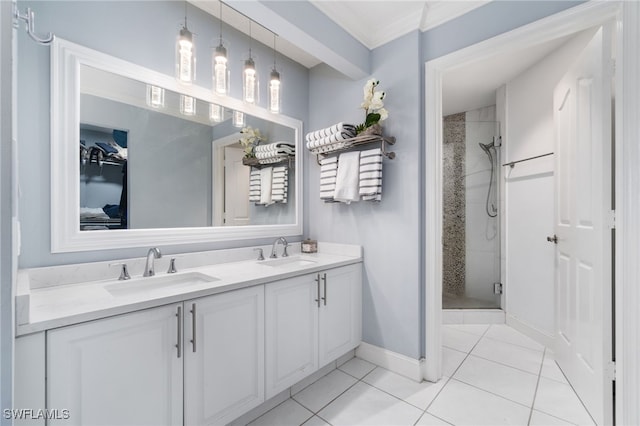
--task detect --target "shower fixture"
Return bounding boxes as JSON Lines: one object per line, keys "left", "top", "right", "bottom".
{"left": 479, "top": 139, "right": 498, "bottom": 218}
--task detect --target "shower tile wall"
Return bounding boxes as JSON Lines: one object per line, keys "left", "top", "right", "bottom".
{"left": 442, "top": 113, "right": 466, "bottom": 297}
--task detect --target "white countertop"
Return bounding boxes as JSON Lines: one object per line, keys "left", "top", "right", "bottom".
{"left": 17, "top": 243, "right": 362, "bottom": 335}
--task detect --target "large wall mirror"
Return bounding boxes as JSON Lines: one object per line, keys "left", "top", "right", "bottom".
{"left": 52, "top": 38, "right": 302, "bottom": 252}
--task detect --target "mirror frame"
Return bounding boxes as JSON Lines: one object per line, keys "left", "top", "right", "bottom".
{"left": 51, "top": 38, "right": 303, "bottom": 253}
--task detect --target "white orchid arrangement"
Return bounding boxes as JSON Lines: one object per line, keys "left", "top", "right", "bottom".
{"left": 356, "top": 78, "right": 388, "bottom": 134}
{"left": 239, "top": 126, "right": 264, "bottom": 158}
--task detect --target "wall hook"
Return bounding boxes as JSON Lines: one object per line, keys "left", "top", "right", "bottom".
{"left": 14, "top": 6, "right": 54, "bottom": 45}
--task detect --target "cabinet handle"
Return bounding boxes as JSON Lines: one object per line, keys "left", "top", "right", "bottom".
{"left": 176, "top": 306, "right": 182, "bottom": 358}
{"left": 190, "top": 303, "right": 197, "bottom": 353}
{"left": 321, "top": 273, "right": 327, "bottom": 306}
{"left": 314, "top": 274, "right": 321, "bottom": 307}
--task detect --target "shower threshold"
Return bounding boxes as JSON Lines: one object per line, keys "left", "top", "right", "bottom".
{"left": 443, "top": 294, "right": 499, "bottom": 309}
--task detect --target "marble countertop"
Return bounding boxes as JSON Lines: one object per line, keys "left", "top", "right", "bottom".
{"left": 17, "top": 243, "right": 362, "bottom": 336}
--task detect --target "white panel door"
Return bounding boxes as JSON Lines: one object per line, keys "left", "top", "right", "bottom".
{"left": 184, "top": 286, "right": 265, "bottom": 426}
{"left": 47, "top": 305, "right": 183, "bottom": 426}
{"left": 265, "top": 274, "right": 319, "bottom": 399}
{"left": 319, "top": 264, "right": 362, "bottom": 366}
{"left": 553, "top": 25, "right": 613, "bottom": 425}
{"left": 224, "top": 146, "right": 251, "bottom": 226}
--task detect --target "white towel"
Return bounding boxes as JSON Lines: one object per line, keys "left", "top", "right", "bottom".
{"left": 319, "top": 157, "right": 338, "bottom": 200}
{"left": 359, "top": 148, "right": 383, "bottom": 201}
{"left": 334, "top": 152, "right": 360, "bottom": 204}
{"left": 271, "top": 166, "right": 288, "bottom": 203}
{"left": 249, "top": 168, "right": 261, "bottom": 202}
{"left": 305, "top": 122, "right": 356, "bottom": 144}
{"left": 260, "top": 167, "right": 273, "bottom": 205}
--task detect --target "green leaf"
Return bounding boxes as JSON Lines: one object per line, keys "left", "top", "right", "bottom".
{"left": 365, "top": 112, "right": 381, "bottom": 128}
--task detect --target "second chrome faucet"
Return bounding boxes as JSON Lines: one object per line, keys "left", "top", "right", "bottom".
{"left": 143, "top": 247, "right": 162, "bottom": 277}
{"left": 269, "top": 237, "right": 290, "bottom": 258}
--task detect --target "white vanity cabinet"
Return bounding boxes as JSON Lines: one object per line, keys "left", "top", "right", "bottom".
{"left": 183, "top": 285, "right": 265, "bottom": 425}
{"left": 47, "top": 304, "right": 184, "bottom": 426}
{"left": 265, "top": 263, "right": 362, "bottom": 398}
{"left": 47, "top": 285, "right": 265, "bottom": 426}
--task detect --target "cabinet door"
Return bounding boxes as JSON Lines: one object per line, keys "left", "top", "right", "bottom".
{"left": 47, "top": 304, "right": 183, "bottom": 426}
{"left": 265, "top": 274, "right": 319, "bottom": 399}
{"left": 184, "top": 286, "right": 264, "bottom": 426}
{"left": 319, "top": 263, "right": 363, "bottom": 366}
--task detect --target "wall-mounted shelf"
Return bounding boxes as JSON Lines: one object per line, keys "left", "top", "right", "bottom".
{"left": 242, "top": 155, "right": 294, "bottom": 169}
{"left": 308, "top": 134, "right": 396, "bottom": 165}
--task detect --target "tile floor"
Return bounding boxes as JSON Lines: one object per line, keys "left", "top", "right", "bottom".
{"left": 246, "top": 324, "right": 595, "bottom": 426}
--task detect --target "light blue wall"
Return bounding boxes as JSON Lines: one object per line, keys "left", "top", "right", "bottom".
{"left": 308, "top": 1, "right": 583, "bottom": 359}
{"left": 17, "top": 1, "right": 309, "bottom": 267}
{"left": 308, "top": 31, "right": 423, "bottom": 359}
{"left": 420, "top": 1, "right": 586, "bottom": 62}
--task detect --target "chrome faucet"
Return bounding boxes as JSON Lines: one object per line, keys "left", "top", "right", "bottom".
{"left": 143, "top": 248, "right": 162, "bottom": 277}
{"left": 269, "top": 237, "right": 289, "bottom": 258}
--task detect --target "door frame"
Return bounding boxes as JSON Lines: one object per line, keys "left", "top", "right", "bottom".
{"left": 424, "top": 2, "right": 640, "bottom": 423}
{"left": 211, "top": 132, "right": 242, "bottom": 226}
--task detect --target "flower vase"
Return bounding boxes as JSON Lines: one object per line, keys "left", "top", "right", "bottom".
{"left": 360, "top": 123, "right": 383, "bottom": 136}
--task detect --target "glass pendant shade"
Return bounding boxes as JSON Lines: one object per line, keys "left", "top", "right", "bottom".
{"left": 213, "top": 44, "right": 229, "bottom": 95}
{"left": 209, "top": 103, "right": 223, "bottom": 123}
{"left": 269, "top": 69, "right": 281, "bottom": 113}
{"left": 232, "top": 110, "right": 245, "bottom": 128}
{"left": 180, "top": 94, "right": 196, "bottom": 116}
{"left": 243, "top": 57, "right": 258, "bottom": 104}
{"left": 146, "top": 85, "right": 165, "bottom": 108}
{"left": 176, "top": 26, "right": 195, "bottom": 84}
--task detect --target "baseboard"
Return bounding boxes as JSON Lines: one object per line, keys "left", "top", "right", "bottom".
{"left": 506, "top": 314, "right": 555, "bottom": 349}
{"left": 355, "top": 342, "right": 424, "bottom": 382}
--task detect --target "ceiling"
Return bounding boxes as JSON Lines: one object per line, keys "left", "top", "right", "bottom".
{"left": 442, "top": 32, "right": 576, "bottom": 115}
{"left": 311, "top": 1, "right": 491, "bottom": 49}
{"left": 192, "top": 1, "right": 492, "bottom": 69}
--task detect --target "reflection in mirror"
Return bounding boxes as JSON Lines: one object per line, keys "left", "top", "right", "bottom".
{"left": 78, "top": 64, "right": 296, "bottom": 231}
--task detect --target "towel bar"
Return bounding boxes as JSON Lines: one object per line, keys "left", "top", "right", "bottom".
{"left": 310, "top": 134, "right": 396, "bottom": 165}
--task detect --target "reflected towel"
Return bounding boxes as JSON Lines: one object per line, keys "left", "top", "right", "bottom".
{"left": 334, "top": 152, "right": 360, "bottom": 204}
{"left": 260, "top": 167, "right": 273, "bottom": 205}
{"left": 249, "top": 168, "right": 261, "bottom": 203}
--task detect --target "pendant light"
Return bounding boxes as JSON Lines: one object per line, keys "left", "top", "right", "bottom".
{"left": 146, "top": 85, "right": 165, "bottom": 108}
{"left": 243, "top": 20, "right": 258, "bottom": 104}
{"left": 180, "top": 95, "right": 196, "bottom": 116}
{"left": 209, "top": 103, "right": 223, "bottom": 123}
{"left": 269, "top": 33, "right": 281, "bottom": 114}
{"left": 176, "top": 2, "right": 195, "bottom": 84}
{"left": 232, "top": 110, "right": 245, "bottom": 128}
{"left": 213, "top": 1, "right": 229, "bottom": 95}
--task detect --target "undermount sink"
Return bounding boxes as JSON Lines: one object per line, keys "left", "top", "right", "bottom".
{"left": 105, "top": 272, "right": 219, "bottom": 297}
{"left": 259, "top": 256, "right": 317, "bottom": 268}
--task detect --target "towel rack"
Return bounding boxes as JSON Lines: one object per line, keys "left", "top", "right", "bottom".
{"left": 242, "top": 155, "right": 294, "bottom": 169}
{"left": 502, "top": 152, "right": 553, "bottom": 168}
{"left": 309, "top": 134, "right": 396, "bottom": 165}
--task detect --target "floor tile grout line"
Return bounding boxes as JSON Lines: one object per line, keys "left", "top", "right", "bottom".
{"left": 419, "top": 375, "right": 454, "bottom": 423}
{"left": 481, "top": 333, "right": 545, "bottom": 353}
{"left": 359, "top": 366, "right": 437, "bottom": 413}
{"left": 293, "top": 366, "right": 373, "bottom": 421}
{"left": 447, "top": 377, "right": 533, "bottom": 410}
{"left": 463, "top": 351, "right": 542, "bottom": 378}
{"left": 526, "top": 347, "right": 547, "bottom": 426}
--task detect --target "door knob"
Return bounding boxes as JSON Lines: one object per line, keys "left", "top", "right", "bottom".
{"left": 547, "top": 234, "right": 558, "bottom": 244}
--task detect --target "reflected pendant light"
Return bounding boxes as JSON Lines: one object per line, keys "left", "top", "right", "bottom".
{"left": 269, "top": 34, "right": 281, "bottom": 114}
{"left": 180, "top": 95, "right": 196, "bottom": 116}
{"left": 209, "top": 103, "right": 223, "bottom": 122}
{"left": 232, "top": 110, "right": 245, "bottom": 128}
{"left": 146, "top": 85, "right": 165, "bottom": 108}
{"left": 213, "top": 1, "right": 229, "bottom": 95}
{"left": 242, "top": 20, "right": 258, "bottom": 104}
{"left": 176, "top": 2, "right": 195, "bottom": 84}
